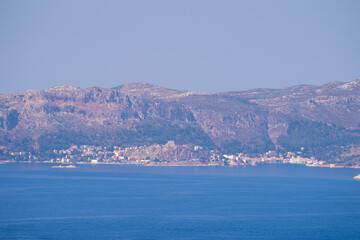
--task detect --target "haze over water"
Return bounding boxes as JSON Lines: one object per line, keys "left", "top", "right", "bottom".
{"left": 2, "top": 1, "right": 360, "bottom": 239}
{"left": 1, "top": 164, "right": 360, "bottom": 239}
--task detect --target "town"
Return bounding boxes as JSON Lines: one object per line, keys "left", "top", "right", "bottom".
{"left": 1, "top": 140, "right": 358, "bottom": 168}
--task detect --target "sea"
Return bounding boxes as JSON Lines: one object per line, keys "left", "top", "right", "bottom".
{"left": 0, "top": 163, "right": 360, "bottom": 240}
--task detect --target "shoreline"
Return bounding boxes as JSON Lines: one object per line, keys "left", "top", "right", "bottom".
{"left": 1, "top": 160, "right": 360, "bottom": 169}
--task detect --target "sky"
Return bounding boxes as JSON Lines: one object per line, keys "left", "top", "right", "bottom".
{"left": 0, "top": 0, "right": 360, "bottom": 94}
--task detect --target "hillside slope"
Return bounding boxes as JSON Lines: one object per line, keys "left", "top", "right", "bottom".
{"left": 1, "top": 79, "right": 360, "bottom": 165}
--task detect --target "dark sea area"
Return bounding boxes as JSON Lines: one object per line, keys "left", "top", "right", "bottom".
{"left": 0, "top": 164, "right": 360, "bottom": 240}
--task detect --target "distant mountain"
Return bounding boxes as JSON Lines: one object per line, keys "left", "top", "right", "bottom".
{"left": 1, "top": 79, "right": 360, "bottom": 165}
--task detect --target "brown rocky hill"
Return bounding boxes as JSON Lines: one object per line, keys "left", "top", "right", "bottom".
{"left": 1, "top": 79, "right": 360, "bottom": 164}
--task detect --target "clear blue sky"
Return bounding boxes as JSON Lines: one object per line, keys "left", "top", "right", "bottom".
{"left": 1, "top": 0, "right": 359, "bottom": 94}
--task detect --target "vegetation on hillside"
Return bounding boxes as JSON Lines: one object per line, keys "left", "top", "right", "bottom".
{"left": 37, "top": 124, "right": 216, "bottom": 152}
{"left": 221, "top": 137, "right": 275, "bottom": 154}
{"left": 277, "top": 120, "right": 360, "bottom": 161}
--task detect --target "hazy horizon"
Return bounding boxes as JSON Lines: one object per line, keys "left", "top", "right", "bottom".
{"left": 1, "top": 0, "right": 360, "bottom": 94}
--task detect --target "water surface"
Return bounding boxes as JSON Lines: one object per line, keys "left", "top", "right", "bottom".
{"left": 0, "top": 164, "right": 359, "bottom": 239}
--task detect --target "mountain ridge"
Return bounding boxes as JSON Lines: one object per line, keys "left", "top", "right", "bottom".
{"left": 1, "top": 79, "right": 360, "bottom": 166}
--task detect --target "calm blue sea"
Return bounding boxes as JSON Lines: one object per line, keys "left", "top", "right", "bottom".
{"left": 0, "top": 164, "right": 360, "bottom": 240}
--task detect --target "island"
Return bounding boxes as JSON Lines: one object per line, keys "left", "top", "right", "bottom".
{"left": 1, "top": 81, "right": 360, "bottom": 168}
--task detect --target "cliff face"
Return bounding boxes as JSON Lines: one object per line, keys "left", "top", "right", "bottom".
{"left": 221, "top": 79, "right": 360, "bottom": 140}
{"left": 0, "top": 85, "right": 195, "bottom": 138}
{"left": 1, "top": 79, "right": 360, "bottom": 164}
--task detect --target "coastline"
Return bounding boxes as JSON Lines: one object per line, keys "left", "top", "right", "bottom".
{"left": 1, "top": 159, "right": 360, "bottom": 169}
{"left": 1, "top": 162, "right": 359, "bottom": 181}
